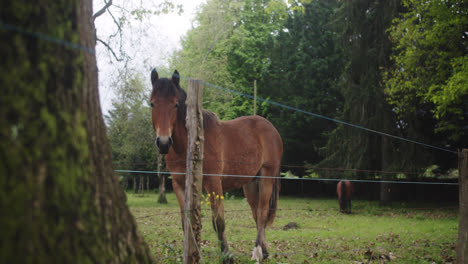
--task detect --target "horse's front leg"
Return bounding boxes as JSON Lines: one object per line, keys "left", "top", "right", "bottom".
{"left": 209, "top": 191, "right": 233, "bottom": 264}
{"left": 172, "top": 177, "right": 186, "bottom": 230}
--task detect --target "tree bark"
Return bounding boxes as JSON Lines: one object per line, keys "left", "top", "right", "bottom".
{"left": 458, "top": 149, "right": 468, "bottom": 264}
{"left": 183, "top": 79, "right": 205, "bottom": 264}
{"left": 380, "top": 148, "right": 392, "bottom": 205}
{"left": 146, "top": 174, "right": 150, "bottom": 192}
{"left": 139, "top": 175, "right": 144, "bottom": 194}
{"left": 134, "top": 174, "right": 138, "bottom": 193}
{"left": 0, "top": 0, "right": 153, "bottom": 263}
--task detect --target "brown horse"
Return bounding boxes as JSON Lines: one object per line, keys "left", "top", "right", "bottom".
{"left": 337, "top": 180, "right": 353, "bottom": 214}
{"left": 149, "top": 69, "right": 283, "bottom": 263}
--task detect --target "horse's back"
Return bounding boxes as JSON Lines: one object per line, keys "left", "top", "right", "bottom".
{"left": 202, "top": 115, "right": 282, "bottom": 190}
{"left": 221, "top": 115, "right": 282, "bottom": 161}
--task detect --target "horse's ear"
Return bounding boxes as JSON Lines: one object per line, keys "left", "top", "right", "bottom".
{"left": 172, "top": 70, "right": 180, "bottom": 86}
{"left": 151, "top": 68, "right": 159, "bottom": 85}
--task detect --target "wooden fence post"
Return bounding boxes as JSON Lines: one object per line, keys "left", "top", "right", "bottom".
{"left": 183, "top": 79, "right": 204, "bottom": 264}
{"left": 253, "top": 80, "right": 257, "bottom": 116}
{"left": 458, "top": 149, "right": 468, "bottom": 264}
{"left": 157, "top": 154, "right": 167, "bottom": 204}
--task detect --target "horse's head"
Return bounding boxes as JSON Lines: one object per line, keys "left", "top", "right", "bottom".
{"left": 150, "top": 69, "right": 186, "bottom": 154}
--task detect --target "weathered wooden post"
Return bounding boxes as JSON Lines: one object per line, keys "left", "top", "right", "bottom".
{"left": 253, "top": 80, "right": 257, "bottom": 116}
{"left": 157, "top": 154, "right": 167, "bottom": 203}
{"left": 458, "top": 149, "right": 468, "bottom": 264}
{"left": 183, "top": 79, "right": 204, "bottom": 264}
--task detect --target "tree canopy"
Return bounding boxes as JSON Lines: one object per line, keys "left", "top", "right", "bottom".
{"left": 384, "top": 0, "right": 468, "bottom": 145}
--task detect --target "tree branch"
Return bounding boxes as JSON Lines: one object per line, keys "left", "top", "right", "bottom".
{"left": 107, "top": 7, "right": 122, "bottom": 40}
{"left": 93, "top": 0, "right": 113, "bottom": 21}
{"left": 97, "top": 38, "right": 123, "bottom": 62}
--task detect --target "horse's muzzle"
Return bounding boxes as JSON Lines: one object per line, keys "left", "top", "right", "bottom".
{"left": 155, "top": 136, "right": 173, "bottom": 154}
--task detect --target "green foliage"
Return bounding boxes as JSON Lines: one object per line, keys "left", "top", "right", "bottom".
{"left": 171, "top": 0, "right": 287, "bottom": 120}
{"left": 280, "top": 170, "right": 299, "bottom": 178}
{"left": 262, "top": 0, "right": 344, "bottom": 167}
{"left": 384, "top": 0, "right": 468, "bottom": 143}
{"left": 423, "top": 165, "right": 440, "bottom": 178}
{"left": 170, "top": 0, "right": 237, "bottom": 119}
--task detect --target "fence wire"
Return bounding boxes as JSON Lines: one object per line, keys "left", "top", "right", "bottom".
{"left": 117, "top": 169, "right": 458, "bottom": 186}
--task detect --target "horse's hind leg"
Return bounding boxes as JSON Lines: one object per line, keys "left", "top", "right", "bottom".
{"left": 243, "top": 178, "right": 259, "bottom": 224}
{"left": 251, "top": 167, "right": 278, "bottom": 262}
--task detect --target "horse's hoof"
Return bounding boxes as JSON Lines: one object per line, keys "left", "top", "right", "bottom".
{"left": 251, "top": 245, "right": 263, "bottom": 263}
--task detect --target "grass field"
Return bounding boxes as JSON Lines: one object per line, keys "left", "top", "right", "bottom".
{"left": 127, "top": 191, "right": 458, "bottom": 263}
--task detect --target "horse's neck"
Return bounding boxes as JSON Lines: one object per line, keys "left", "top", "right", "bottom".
{"left": 170, "top": 108, "right": 218, "bottom": 156}
{"left": 171, "top": 113, "right": 188, "bottom": 155}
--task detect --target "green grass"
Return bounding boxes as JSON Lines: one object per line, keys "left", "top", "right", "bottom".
{"left": 127, "top": 191, "right": 458, "bottom": 263}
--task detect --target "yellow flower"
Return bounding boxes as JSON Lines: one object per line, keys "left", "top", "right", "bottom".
{"left": 216, "top": 195, "right": 219, "bottom": 199}
{"left": 206, "top": 201, "right": 211, "bottom": 205}
{"left": 207, "top": 193, "right": 211, "bottom": 197}
{"left": 221, "top": 196, "right": 225, "bottom": 200}
{"left": 201, "top": 194, "right": 205, "bottom": 198}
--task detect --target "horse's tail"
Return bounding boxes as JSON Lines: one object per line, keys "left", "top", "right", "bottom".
{"left": 266, "top": 170, "right": 281, "bottom": 227}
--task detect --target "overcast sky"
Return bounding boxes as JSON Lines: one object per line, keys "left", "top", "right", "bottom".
{"left": 93, "top": 0, "right": 206, "bottom": 115}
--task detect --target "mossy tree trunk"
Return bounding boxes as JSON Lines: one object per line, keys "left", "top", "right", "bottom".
{"left": 0, "top": 0, "right": 153, "bottom": 263}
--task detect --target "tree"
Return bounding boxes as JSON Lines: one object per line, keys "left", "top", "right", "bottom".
{"left": 318, "top": 0, "right": 405, "bottom": 203}
{"left": 384, "top": 0, "right": 468, "bottom": 147}
{"left": 262, "top": 0, "right": 344, "bottom": 170}
{"left": 0, "top": 0, "right": 153, "bottom": 262}
{"left": 170, "top": 0, "right": 238, "bottom": 119}
{"left": 105, "top": 70, "right": 168, "bottom": 202}
{"left": 223, "top": 0, "right": 287, "bottom": 119}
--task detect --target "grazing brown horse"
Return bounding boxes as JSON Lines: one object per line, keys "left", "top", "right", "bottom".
{"left": 149, "top": 69, "right": 283, "bottom": 263}
{"left": 337, "top": 180, "right": 353, "bottom": 214}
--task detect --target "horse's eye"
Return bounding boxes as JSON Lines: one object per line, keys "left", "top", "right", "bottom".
{"left": 175, "top": 103, "right": 179, "bottom": 108}
{"left": 150, "top": 102, "right": 154, "bottom": 108}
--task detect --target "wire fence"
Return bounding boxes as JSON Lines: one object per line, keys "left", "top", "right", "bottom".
{"left": 116, "top": 169, "right": 458, "bottom": 186}
{"left": 118, "top": 159, "right": 457, "bottom": 177}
